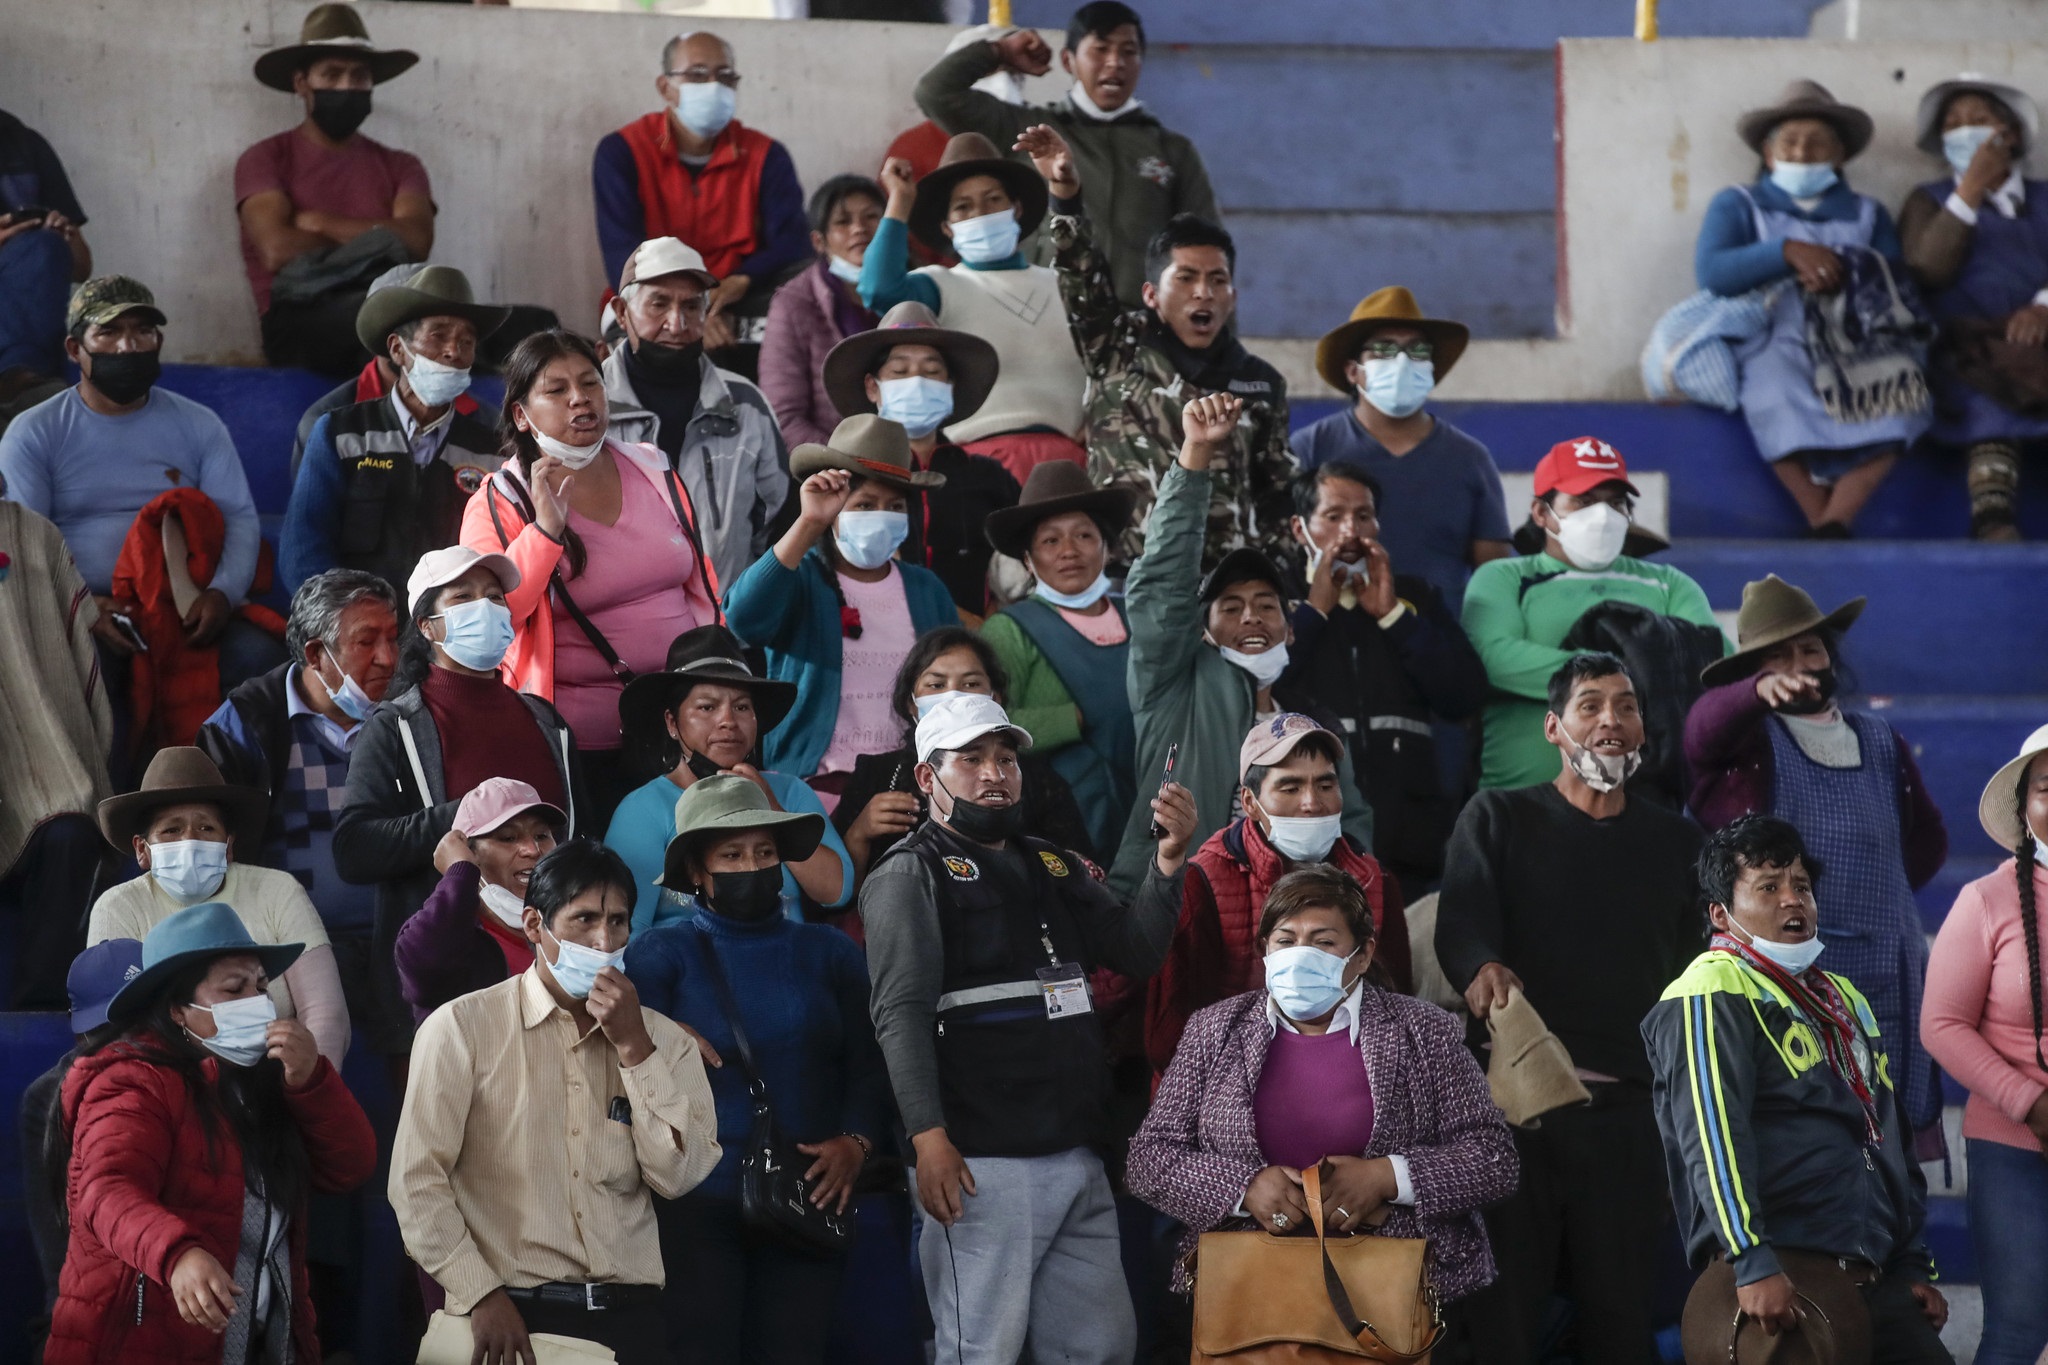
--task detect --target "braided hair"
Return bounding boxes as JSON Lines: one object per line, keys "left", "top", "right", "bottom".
{"left": 2016, "top": 769, "right": 2046, "bottom": 1071}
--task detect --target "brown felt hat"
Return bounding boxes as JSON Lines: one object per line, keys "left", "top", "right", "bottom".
{"left": 983, "top": 460, "right": 1136, "bottom": 560}
{"left": 97, "top": 748, "right": 269, "bottom": 854}
{"left": 1737, "top": 80, "right": 1874, "bottom": 160}
{"left": 908, "top": 133, "right": 1048, "bottom": 253}
{"left": 1314, "top": 287, "right": 1470, "bottom": 394}
{"left": 1485, "top": 987, "right": 1591, "bottom": 1128}
{"left": 823, "top": 301, "right": 999, "bottom": 427}
{"left": 1699, "top": 575, "right": 1865, "bottom": 688}
{"left": 789, "top": 414, "right": 945, "bottom": 490}
{"left": 254, "top": 4, "right": 418, "bottom": 92}
{"left": 1680, "top": 1253, "right": 1872, "bottom": 1365}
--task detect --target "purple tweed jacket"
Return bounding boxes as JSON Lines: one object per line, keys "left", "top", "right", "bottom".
{"left": 1126, "top": 985, "right": 1517, "bottom": 1303}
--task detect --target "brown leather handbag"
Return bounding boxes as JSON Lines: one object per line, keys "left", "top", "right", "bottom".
{"left": 1190, "top": 1164, "right": 1443, "bottom": 1364}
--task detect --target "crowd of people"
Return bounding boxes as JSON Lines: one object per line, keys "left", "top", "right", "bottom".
{"left": 2, "top": 6, "right": 2046, "bottom": 1365}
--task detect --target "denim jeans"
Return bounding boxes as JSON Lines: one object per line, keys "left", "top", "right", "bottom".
{"left": 1967, "top": 1135, "right": 2048, "bottom": 1365}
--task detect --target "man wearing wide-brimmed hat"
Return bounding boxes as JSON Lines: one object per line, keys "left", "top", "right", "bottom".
{"left": 862, "top": 132, "right": 1089, "bottom": 483}
{"left": 281, "top": 265, "right": 511, "bottom": 597}
{"left": 1292, "top": 286, "right": 1511, "bottom": 613}
{"left": 823, "top": 299, "right": 1020, "bottom": 615}
{"left": 84, "top": 746, "right": 350, "bottom": 1064}
{"left": 723, "top": 416, "right": 964, "bottom": 786}
{"left": 236, "top": 3, "right": 435, "bottom": 375}
{"left": 911, "top": 1, "right": 1219, "bottom": 308}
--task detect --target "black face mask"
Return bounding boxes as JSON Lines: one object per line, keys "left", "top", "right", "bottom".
{"left": 937, "top": 776, "right": 1024, "bottom": 845}
{"left": 629, "top": 336, "right": 705, "bottom": 385}
{"left": 310, "top": 88, "right": 373, "bottom": 141}
{"left": 679, "top": 745, "right": 723, "bottom": 782}
{"left": 706, "top": 867, "right": 782, "bottom": 922}
{"left": 85, "top": 350, "right": 161, "bottom": 405}
{"left": 1775, "top": 665, "right": 1839, "bottom": 716}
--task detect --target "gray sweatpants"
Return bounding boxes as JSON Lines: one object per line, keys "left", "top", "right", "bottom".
{"left": 919, "top": 1147, "right": 1136, "bottom": 1365}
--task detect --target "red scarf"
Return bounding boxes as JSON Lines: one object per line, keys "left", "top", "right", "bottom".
{"left": 1711, "top": 932, "right": 1883, "bottom": 1145}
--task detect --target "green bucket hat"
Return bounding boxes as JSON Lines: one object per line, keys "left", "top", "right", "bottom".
{"left": 354, "top": 264, "right": 511, "bottom": 356}
{"left": 655, "top": 775, "right": 825, "bottom": 891}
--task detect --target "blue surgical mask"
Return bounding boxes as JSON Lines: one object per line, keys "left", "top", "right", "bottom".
{"left": 674, "top": 81, "right": 737, "bottom": 140}
{"left": 405, "top": 349, "right": 472, "bottom": 408}
{"left": 1254, "top": 801, "right": 1342, "bottom": 863}
{"left": 948, "top": 209, "right": 1022, "bottom": 266}
{"left": 827, "top": 254, "right": 864, "bottom": 284}
{"left": 1943, "top": 125, "right": 2000, "bottom": 179}
{"left": 1360, "top": 355, "right": 1434, "bottom": 419}
{"left": 876, "top": 377, "right": 955, "bottom": 439}
{"left": 434, "top": 597, "right": 515, "bottom": 673}
{"left": 1264, "top": 944, "right": 1359, "bottom": 1022}
{"left": 150, "top": 839, "right": 230, "bottom": 902}
{"left": 1033, "top": 572, "right": 1112, "bottom": 611}
{"left": 315, "top": 656, "right": 376, "bottom": 722}
{"left": 188, "top": 993, "right": 277, "bottom": 1068}
{"left": 1728, "top": 918, "right": 1826, "bottom": 976}
{"left": 1769, "top": 161, "right": 1839, "bottom": 199}
{"left": 835, "top": 510, "right": 909, "bottom": 570}
{"left": 542, "top": 923, "right": 626, "bottom": 1000}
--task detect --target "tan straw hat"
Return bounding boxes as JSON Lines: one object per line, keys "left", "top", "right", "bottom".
{"left": 1484, "top": 987, "right": 1591, "bottom": 1128}
{"left": 1314, "top": 287, "right": 1470, "bottom": 393}
{"left": 1978, "top": 723, "right": 2048, "bottom": 852}
{"left": 1699, "top": 575, "right": 1865, "bottom": 688}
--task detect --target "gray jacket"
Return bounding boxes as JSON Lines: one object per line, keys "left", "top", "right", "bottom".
{"left": 602, "top": 347, "right": 790, "bottom": 592}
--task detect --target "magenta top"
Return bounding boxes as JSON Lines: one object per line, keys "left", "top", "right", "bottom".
{"left": 552, "top": 469, "right": 706, "bottom": 749}
{"left": 1253, "top": 1025, "right": 1376, "bottom": 1171}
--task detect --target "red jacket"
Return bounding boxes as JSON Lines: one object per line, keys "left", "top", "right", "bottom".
{"left": 1145, "top": 818, "right": 1410, "bottom": 1076}
{"left": 46, "top": 1044, "right": 376, "bottom": 1365}
{"left": 617, "top": 112, "right": 772, "bottom": 280}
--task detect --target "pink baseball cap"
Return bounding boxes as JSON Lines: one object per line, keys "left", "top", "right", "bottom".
{"left": 452, "top": 777, "right": 567, "bottom": 839}
{"left": 1238, "top": 713, "right": 1340, "bottom": 781}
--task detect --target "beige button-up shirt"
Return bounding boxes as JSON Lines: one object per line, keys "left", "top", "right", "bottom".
{"left": 390, "top": 965, "right": 720, "bottom": 1312}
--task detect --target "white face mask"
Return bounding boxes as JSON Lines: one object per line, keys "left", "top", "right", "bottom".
{"left": 1726, "top": 915, "right": 1826, "bottom": 976}
{"left": 913, "top": 689, "right": 975, "bottom": 717}
{"left": 1255, "top": 800, "right": 1342, "bottom": 863}
{"left": 404, "top": 349, "right": 472, "bottom": 408}
{"left": 478, "top": 881, "right": 528, "bottom": 930}
{"left": 1218, "top": 641, "right": 1289, "bottom": 689}
{"left": 1557, "top": 719, "right": 1642, "bottom": 793}
{"left": 826, "top": 254, "right": 863, "bottom": 284}
{"left": 150, "top": 838, "right": 231, "bottom": 901}
{"left": 531, "top": 428, "right": 607, "bottom": 470}
{"left": 1552, "top": 501, "right": 1630, "bottom": 570}
{"left": 1033, "top": 571, "right": 1112, "bottom": 611}
{"left": 2030, "top": 813, "right": 2048, "bottom": 868}
{"left": 188, "top": 993, "right": 278, "bottom": 1068}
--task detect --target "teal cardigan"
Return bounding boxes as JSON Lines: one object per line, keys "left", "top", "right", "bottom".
{"left": 723, "top": 544, "right": 961, "bottom": 777}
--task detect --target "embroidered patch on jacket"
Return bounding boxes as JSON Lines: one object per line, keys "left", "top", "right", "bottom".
{"left": 1038, "top": 851, "right": 1070, "bottom": 878}
{"left": 455, "top": 467, "right": 486, "bottom": 494}
{"left": 1136, "top": 156, "right": 1175, "bottom": 187}
{"left": 943, "top": 856, "right": 980, "bottom": 882}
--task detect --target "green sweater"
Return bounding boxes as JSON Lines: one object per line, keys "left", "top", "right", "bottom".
{"left": 980, "top": 611, "right": 1085, "bottom": 753}
{"left": 1107, "top": 463, "right": 1372, "bottom": 894}
{"left": 1461, "top": 551, "right": 1726, "bottom": 789}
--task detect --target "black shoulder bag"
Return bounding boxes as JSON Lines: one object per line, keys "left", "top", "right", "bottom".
{"left": 697, "top": 941, "right": 855, "bottom": 1258}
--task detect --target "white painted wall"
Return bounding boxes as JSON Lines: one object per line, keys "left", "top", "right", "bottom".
{"left": 0, "top": 0, "right": 1065, "bottom": 363}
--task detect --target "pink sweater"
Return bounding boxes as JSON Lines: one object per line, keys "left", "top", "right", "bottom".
{"left": 1921, "top": 858, "right": 2048, "bottom": 1151}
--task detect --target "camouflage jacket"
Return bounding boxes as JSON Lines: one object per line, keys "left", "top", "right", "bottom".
{"left": 1049, "top": 211, "right": 1297, "bottom": 571}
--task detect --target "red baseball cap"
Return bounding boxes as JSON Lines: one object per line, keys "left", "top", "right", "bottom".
{"left": 1532, "top": 437, "right": 1640, "bottom": 498}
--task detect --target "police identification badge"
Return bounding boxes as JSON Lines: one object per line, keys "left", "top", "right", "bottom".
{"left": 1038, "top": 851, "right": 1070, "bottom": 878}
{"left": 943, "top": 856, "right": 980, "bottom": 882}
{"left": 1037, "top": 963, "right": 1093, "bottom": 1018}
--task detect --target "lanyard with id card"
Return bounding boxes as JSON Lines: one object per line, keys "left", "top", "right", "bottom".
{"left": 1032, "top": 916, "right": 1092, "bottom": 1019}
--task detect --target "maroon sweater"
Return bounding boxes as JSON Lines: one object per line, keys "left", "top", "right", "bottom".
{"left": 420, "top": 665, "right": 568, "bottom": 810}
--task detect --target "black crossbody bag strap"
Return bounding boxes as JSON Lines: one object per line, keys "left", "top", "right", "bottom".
{"left": 697, "top": 938, "right": 771, "bottom": 1105}
{"left": 489, "top": 471, "right": 635, "bottom": 684}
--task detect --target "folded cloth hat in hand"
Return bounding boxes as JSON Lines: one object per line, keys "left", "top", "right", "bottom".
{"left": 416, "top": 1310, "right": 616, "bottom": 1365}
{"left": 1485, "top": 987, "right": 1592, "bottom": 1128}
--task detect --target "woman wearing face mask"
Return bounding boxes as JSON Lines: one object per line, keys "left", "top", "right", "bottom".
{"left": 722, "top": 416, "right": 963, "bottom": 805}
{"left": 623, "top": 775, "right": 890, "bottom": 1365}
{"left": 1696, "top": 80, "right": 1929, "bottom": 536}
{"left": 831, "top": 626, "right": 1093, "bottom": 884}
{"left": 608, "top": 625, "right": 853, "bottom": 934}
{"left": 1923, "top": 728, "right": 2048, "bottom": 1365}
{"left": 1126, "top": 865, "right": 1515, "bottom": 1317}
{"left": 46, "top": 901, "right": 376, "bottom": 1365}
{"left": 822, "top": 301, "right": 1021, "bottom": 617}
{"left": 1899, "top": 77, "right": 2048, "bottom": 541}
{"left": 760, "top": 175, "right": 885, "bottom": 449}
{"left": 1685, "top": 574, "right": 1949, "bottom": 1148}
{"left": 979, "top": 463, "right": 1138, "bottom": 858}
{"left": 460, "top": 329, "right": 721, "bottom": 826}
{"left": 86, "top": 747, "right": 350, "bottom": 1066}
{"left": 333, "top": 545, "right": 582, "bottom": 1063}
{"left": 860, "top": 135, "right": 1089, "bottom": 483}
{"left": 394, "top": 777, "right": 565, "bottom": 1022}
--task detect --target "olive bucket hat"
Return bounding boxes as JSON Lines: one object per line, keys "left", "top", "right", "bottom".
{"left": 655, "top": 775, "right": 825, "bottom": 892}
{"left": 1698, "top": 575, "right": 1866, "bottom": 689}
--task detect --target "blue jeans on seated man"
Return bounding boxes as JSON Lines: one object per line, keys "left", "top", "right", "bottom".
{"left": 0, "top": 226, "right": 71, "bottom": 378}
{"left": 1968, "top": 1136, "right": 2048, "bottom": 1365}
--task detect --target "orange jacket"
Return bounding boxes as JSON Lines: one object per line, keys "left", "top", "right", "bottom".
{"left": 459, "top": 440, "right": 721, "bottom": 701}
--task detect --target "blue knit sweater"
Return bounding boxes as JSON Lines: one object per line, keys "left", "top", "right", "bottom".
{"left": 624, "top": 908, "right": 889, "bottom": 1200}
{"left": 722, "top": 544, "right": 960, "bottom": 777}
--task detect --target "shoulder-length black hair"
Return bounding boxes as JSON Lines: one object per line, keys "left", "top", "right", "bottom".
{"left": 499, "top": 329, "right": 608, "bottom": 580}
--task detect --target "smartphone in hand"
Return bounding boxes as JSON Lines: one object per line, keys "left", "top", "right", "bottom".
{"left": 1147, "top": 742, "right": 1179, "bottom": 840}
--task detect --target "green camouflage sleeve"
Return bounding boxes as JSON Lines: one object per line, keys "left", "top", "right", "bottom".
{"left": 1049, "top": 211, "right": 1138, "bottom": 380}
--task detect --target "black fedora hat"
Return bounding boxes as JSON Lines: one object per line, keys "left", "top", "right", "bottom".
{"left": 908, "top": 133, "right": 1049, "bottom": 253}
{"left": 984, "top": 461, "right": 1137, "bottom": 560}
{"left": 619, "top": 625, "right": 798, "bottom": 754}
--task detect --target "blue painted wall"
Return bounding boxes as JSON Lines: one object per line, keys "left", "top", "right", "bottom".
{"left": 1006, "top": 0, "right": 1831, "bottom": 337}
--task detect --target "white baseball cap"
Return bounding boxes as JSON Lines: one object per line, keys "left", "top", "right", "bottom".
{"left": 915, "top": 693, "right": 1033, "bottom": 765}
{"left": 619, "top": 236, "right": 719, "bottom": 295}
{"left": 407, "top": 545, "right": 521, "bottom": 616}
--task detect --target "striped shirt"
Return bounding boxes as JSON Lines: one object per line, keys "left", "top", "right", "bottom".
{"left": 390, "top": 965, "right": 721, "bottom": 1312}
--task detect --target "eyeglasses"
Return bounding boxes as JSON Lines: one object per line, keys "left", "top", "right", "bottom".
{"left": 1360, "top": 339, "right": 1433, "bottom": 362}
{"left": 666, "top": 66, "right": 741, "bottom": 88}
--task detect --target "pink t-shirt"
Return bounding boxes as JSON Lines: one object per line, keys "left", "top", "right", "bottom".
{"left": 551, "top": 464, "right": 706, "bottom": 750}
{"left": 1056, "top": 602, "right": 1128, "bottom": 646}
{"left": 815, "top": 565, "right": 917, "bottom": 785}
{"left": 233, "top": 128, "right": 433, "bottom": 312}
